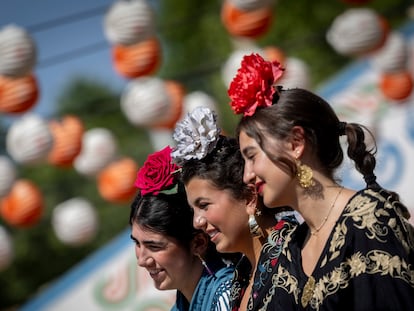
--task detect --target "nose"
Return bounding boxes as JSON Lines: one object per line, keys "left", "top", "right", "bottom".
{"left": 136, "top": 247, "right": 153, "bottom": 267}
{"left": 193, "top": 213, "right": 207, "bottom": 230}
{"left": 243, "top": 165, "right": 256, "bottom": 184}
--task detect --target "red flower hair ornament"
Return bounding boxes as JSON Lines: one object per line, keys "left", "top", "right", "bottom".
{"left": 228, "top": 53, "right": 284, "bottom": 116}
{"left": 134, "top": 146, "right": 181, "bottom": 196}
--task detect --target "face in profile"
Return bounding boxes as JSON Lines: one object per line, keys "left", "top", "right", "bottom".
{"left": 185, "top": 177, "right": 251, "bottom": 254}
{"left": 239, "top": 130, "right": 293, "bottom": 208}
{"left": 130, "top": 223, "right": 196, "bottom": 292}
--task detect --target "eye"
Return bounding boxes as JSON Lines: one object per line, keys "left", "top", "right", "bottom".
{"left": 197, "top": 202, "right": 209, "bottom": 210}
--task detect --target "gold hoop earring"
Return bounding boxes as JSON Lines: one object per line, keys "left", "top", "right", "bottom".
{"left": 296, "top": 160, "right": 315, "bottom": 188}
{"left": 248, "top": 215, "right": 264, "bottom": 238}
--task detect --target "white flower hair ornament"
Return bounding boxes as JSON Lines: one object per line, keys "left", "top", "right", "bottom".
{"left": 171, "top": 106, "right": 220, "bottom": 165}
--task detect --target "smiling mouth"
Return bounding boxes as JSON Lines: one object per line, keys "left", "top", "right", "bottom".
{"left": 207, "top": 229, "right": 219, "bottom": 241}
{"left": 148, "top": 269, "right": 162, "bottom": 276}
{"left": 256, "top": 181, "right": 264, "bottom": 194}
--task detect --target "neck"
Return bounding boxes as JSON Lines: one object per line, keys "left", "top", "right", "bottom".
{"left": 180, "top": 260, "right": 204, "bottom": 303}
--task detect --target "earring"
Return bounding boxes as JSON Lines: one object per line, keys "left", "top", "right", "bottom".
{"left": 248, "top": 215, "right": 264, "bottom": 238}
{"left": 296, "top": 159, "right": 315, "bottom": 188}
{"left": 196, "top": 254, "right": 214, "bottom": 276}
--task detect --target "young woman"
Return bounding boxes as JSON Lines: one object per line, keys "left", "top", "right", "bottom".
{"left": 228, "top": 53, "right": 414, "bottom": 310}
{"left": 171, "top": 107, "right": 298, "bottom": 310}
{"left": 129, "top": 146, "right": 236, "bottom": 311}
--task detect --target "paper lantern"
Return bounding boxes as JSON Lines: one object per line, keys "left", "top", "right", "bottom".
{"left": 0, "top": 226, "right": 13, "bottom": 271}
{"left": 97, "top": 157, "right": 138, "bottom": 203}
{"left": 230, "top": 0, "right": 273, "bottom": 11}
{"left": 120, "top": 77, "right": 173, "bottom": 128}
{"left": 6, "top": 114, "right": 53, "bottom": 165}
{"left": 263, "top": 45, "right": 286, "bottom": 66}
{"left": 74, "top": 128, "right": 118, "bottom": 177}
{"left": 379, "top": 71, "right": 413, "bottom": 101}
{"left": 103, "top": 0, "right": 155, "bottom": 46}
{"left": 112, "top": 37, "right": 161, "bottom": 79}
{"left": 0, "top": 179, "right": 43, "bottom": 228}
{"left": 326, "top": 8, "right": 389, "bottom": 57}
{"left": 0, "top": 74, "right": 39, "bottom": 114}
{"left": 0, "top": 24, "right": 36, "bottom": 78}
{"left": 147, "top": 128, "right": 175, "bottom": 151}
{"left": 0, "top": 156, "right": 17, "bottom": 198}
{"left": 370, "top": 32, "right": 408, "bottom": 73}
{"left": 47, "top": 115, "right": 84, "bottom": 167}
{"left": 181, "top": 91, "right": 219, "bottom": 120}
{"left": 278, "top": 57, "right": 311, "bottom": 89}
{"left": 152, "top": 80, "right": 185, "bottom": 129}
{"left": 221, "top": 47, "right": 264, "bottom": 88}
{"left": 52, "top": 197, "right": 98, "bottom": 246}
{"left": 221, "top": 0, "right": 273, "bottom": 38}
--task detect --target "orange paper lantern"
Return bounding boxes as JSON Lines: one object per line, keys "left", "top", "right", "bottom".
{"left": 152, "top": 80, "right": 185, "bottom": 130}
{"left": 379, "top": 71, "right": 413, "bottom": 101}
{"left": 0, "top": 74, "right": 39, "bottom": 114}
{"left": 263, "top": 46, "right": 286, "bottom": 66}
{"left": 0, "top": 179, "right": 43, "bottom": 227}
{"left": 47, "top": 115, "right": 84, "bottom": 167}
{"left": 97, "top": 157, "right": 138, "bottom": 204}
{"left": 221, "top": 0, "right": 273, "bottom": 38}
{"left": 112, "top": 37, "right": 161, "bottom": 79}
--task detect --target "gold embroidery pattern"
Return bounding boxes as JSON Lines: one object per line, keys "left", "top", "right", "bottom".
{"left": 280, "top": 190, "right": 414, "bottom": 310}
{"left": 308, "top": 250, "right": 414, "bottom": 310}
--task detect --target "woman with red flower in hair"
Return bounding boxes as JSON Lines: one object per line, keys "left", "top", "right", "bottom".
{"left": 228, "top": 53, "right": 414, "bottom": 310}
{"left": 171, "top": 107, "right": 299, "bottom": 310}
{"left": 130, "top": 146, "right": 237, "bottom": 311}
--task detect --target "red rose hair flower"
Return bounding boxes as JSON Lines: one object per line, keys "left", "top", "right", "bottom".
{"left": 135, "top": 146, "right": 180, "bottom": 196}
{"left": 228, "top": 53, "right": 284, "bottom": 116}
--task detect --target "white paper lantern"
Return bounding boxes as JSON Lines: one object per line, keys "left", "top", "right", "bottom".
{"left": 222, "top": 46, "right": 264, "bottom": 88}
{"left": 181, "top": 91, "right": 219, "bottom": 120}
{"left": 370, "top": 32, "right": 408, "bottom": 73}
{"left": 0, "top": 24, "right": 36, "bottom": 78}
{"left": 6, "top": 114, "right": 53, "bottom": 165}
{"left": 104, "top": 0, "right": 155, "bottom": 45}
{"left": 326, "top": 8, "right": 386, "bottom": 57}
{"left": 0, "top": 156, "right": 17, "bottom": 197}
{"left": 147, "top": 128, "right": 175, "bottom": 151}
{"left": 0, "top": 226, "right": 13, "bottom": 271}
{"left": 120, "top": 77, "right": 173, "bottom": 128}
{"left": 278, "top": 57, "right": 311, "bottom": 89}
{"left": 74, "top": 128, "right": 118, "bottom": 177}
{"left": 229, "top": 0, "right": 273, "bottom": 11}
{"left": 52, "top": 197, "right": 98, "bottom": 246}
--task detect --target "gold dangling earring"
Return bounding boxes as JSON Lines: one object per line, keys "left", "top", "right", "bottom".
{"left": 248, "top": 215, "right": 264, "bottom": 238}
{"left": 296, "top": 159, "right": 315, "bottom": 188}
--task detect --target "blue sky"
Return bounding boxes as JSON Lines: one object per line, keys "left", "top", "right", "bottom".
{"left": 0, "top": 0, "right": 140, "bottom": 118}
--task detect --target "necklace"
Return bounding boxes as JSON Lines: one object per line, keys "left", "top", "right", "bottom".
{"left": 310, "top": 186, "right": 344, "bottom": 236}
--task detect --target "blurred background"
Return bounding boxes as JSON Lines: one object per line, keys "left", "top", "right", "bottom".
{"left": 0, "top": 0, "right": 413, "bottom": 310}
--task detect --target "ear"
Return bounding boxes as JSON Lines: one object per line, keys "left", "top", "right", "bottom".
{"left": 191, "top": 232, "right": 209, "bottom": 256}
{"left": 290, "top": 126, "right": 306, "bottom": 158}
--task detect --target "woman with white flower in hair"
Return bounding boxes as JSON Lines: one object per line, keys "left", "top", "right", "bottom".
{"left": 228, "top": 53, "right": 414, "bottom": 310}
{"left": 130, "top": 146, "right": 238, "bottom": 311}
{"left": 172, "top": 107, "right": 299, "bottom": 310}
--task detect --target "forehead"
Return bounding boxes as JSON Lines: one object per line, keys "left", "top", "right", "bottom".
{"left": 131, "top": 223, "right": 168, "bottom": 242}
{"left": 185, "top": 177, "right": 219, "bottom": 198}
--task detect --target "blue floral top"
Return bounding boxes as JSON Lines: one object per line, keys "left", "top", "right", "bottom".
{"left": 171, "top": 259, "right": 235, "bottom": 311}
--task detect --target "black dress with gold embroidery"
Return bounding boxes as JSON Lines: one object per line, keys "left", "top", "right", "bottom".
{"left": 230, "top": 213, "right": 299, "bottom": 310}
{"left": 271, "top": 188, "right": 414, "bottom": 311}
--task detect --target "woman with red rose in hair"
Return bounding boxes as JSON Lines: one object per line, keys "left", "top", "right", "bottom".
{"left": 228, "top": 53, "right": 414, "bottom": 310}
{"left": 130, "top": 146, "right": 237, "bottom": 311}
{"left": 171, "top": 107, "right": 299, "bottom": 310}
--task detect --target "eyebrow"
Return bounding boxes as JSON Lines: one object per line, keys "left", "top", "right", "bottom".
{"left": 130, "top": 234, "right": 165, "bottom": 246}
{"left": 241, "top": 146, "right": 255, "bottom": 156}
